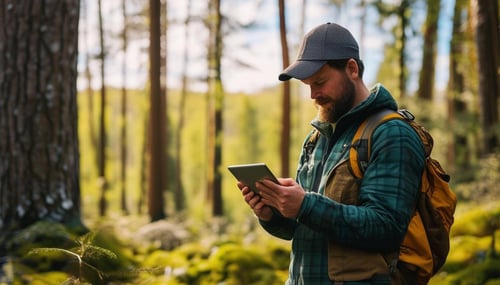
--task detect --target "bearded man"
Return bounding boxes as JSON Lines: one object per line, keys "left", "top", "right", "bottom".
{"left": 237, "top": 22, "right": 425, "bottom": 285}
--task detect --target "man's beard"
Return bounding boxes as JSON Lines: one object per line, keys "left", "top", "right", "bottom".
{"left": 316, "top": 76, "right": 355, "bottom": 123}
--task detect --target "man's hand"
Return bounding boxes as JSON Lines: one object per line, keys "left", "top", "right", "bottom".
{"left": 238, "top": 181, "right": 274, "bottom": 221}
{"left": 256, "top": 178, "right": 306, "bottom": 219}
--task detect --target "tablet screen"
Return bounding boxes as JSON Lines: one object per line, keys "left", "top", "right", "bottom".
{"left": 227, "top": 163, "right": 279, "bottom": 194}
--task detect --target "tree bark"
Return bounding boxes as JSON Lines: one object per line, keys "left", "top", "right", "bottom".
{"left": 0, "top": 0, "right": 84, "bottom": 251}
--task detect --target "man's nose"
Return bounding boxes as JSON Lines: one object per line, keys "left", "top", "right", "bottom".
{"left": 310, "top": 89, "right": 321, "bottom": 99}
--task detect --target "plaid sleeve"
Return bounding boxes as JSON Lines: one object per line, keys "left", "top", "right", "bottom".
{"left": 259, "top": 209, "right": 298, "bottom": 240}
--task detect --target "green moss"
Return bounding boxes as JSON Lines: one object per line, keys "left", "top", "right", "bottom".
{"left": 452, "top": 204, "right": 500, "bottom": 237}
{"left": 24, "top": 271, "right": 72, "bottom": 285}
{"left": 446, "top": 258, "right": 500, "bottom": 284}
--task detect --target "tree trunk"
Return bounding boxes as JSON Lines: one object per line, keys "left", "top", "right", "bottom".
{"left": 0, "top": 0, "right": 84, "bottom": 252}
{"left": 138, "top": 118, "right": 149, "bottom": 215}
{"left": 160, "top": 0, "right": 169, "bottom": 214}
{"left": 205, "top": 0, "right": 224, "bottom": 217}
{"left": 148, "top": 0, "right": 166, "bottom": 221}
{"left": 97, "top": 0, "right": 108, "bottom": 217}
{"left": 211, "top": 0, "right": 224, "bottom": 217}
{"left": 359, "top": 0, "right": 367, "bottom": 59}
{"left": 447, "top": 0, "right": 470, "bottom": 179}
{"left": 120, "top": 0, "right": 129, "bottom": 215}
{"left": 205, "top": 29, "right": 214, "bottom": 210}
{"left": 398, "top": 1, "right": 411, "bottom": 98}
{"left": 417, "top": 0, "right": 440, "bottom": 100}
{"left": 279, "top": 0, "right": 291, "bottom": 177}
{"left": 175, "top": 0, "right": 192, "bottom": 212}
{"left": 81, "top": 0, "right": 97, "bottom": 154}
{"left": 475, "top": 0, "right": 499, "bottom": 154}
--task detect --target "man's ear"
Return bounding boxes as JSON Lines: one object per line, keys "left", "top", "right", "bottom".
{"left": 346, "top": 58, "right": 359, "bottom": 78}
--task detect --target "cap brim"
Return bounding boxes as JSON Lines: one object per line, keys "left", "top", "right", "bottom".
{"left": 278, "top": 60, "right": 327, "bottom": 81}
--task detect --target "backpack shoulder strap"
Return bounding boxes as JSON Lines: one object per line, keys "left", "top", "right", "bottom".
{"left": 349, "top": 109, "right": 404, "bottom": 179}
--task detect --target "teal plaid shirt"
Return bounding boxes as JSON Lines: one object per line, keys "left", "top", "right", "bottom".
{"left": 260, "top": 84, "right": 425, "bottom": 284}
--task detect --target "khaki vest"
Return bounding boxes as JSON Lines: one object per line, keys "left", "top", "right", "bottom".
{"left": 324, "top": 160, "right": 390, "bottom": 281}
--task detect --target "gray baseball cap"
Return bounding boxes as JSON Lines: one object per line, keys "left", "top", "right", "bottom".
{"left": 279, "top": 22, "right": 360, "bottom": 81}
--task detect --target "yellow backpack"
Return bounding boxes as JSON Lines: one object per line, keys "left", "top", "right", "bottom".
{"left": 350, "top": 109, "right": 457, "bottom": 284}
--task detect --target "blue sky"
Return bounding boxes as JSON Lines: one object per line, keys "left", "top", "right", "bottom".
{"left": 78, "top": 0, "right": 454, "bottom": 95}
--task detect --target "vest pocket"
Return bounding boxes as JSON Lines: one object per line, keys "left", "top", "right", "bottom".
{"left": 324, "top": 162, "right": 360, "bottom": 204}
{"left": 328, "top": 242, "right": 389, "bottom": 281}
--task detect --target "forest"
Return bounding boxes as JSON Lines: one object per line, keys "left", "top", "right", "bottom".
{"left": 0, "top": 0, "right": 499, "bottom": 284}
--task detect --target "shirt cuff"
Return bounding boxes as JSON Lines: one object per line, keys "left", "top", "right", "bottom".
{"left": 296, "top": 193, "right": 316, "bottom": 222}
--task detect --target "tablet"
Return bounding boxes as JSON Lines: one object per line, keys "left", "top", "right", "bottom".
{"left": 227, "top": 163, "right": 279, "bottom": 194}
